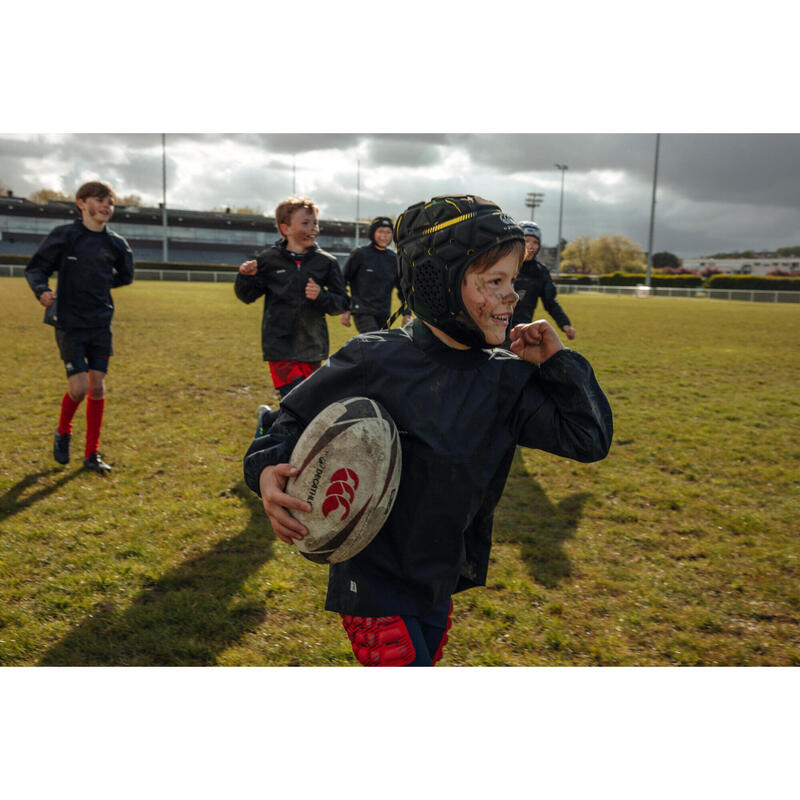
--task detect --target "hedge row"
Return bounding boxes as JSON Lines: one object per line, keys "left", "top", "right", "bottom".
{"left": 706, "top": 274, "right": 800, "bottom": 291}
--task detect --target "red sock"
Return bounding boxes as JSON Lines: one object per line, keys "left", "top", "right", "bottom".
{"left": 85, "top": 396, "right": 105, "bottom": 458}
{"left": 58, "top": 392, "right": 82, "bottom": 436}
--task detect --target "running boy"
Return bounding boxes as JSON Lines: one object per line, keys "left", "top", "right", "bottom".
{"left": 25, "top": 180, "right": 134, "bottom": 473}
{"left": 243, "top": 195, "right": 612, "bottom": 666}
{"left": 341, "top": 216, "right": 410, "bottom": 332}
{"left": 511, "top": 220, "right": 576, "bottom": 340}
{"left": 235, "top": 196, "right": 348, "bottom": 401}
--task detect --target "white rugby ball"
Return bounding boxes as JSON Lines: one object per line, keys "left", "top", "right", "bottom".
{"left": 285, "top": 397, "right": 402, "bottom": 564}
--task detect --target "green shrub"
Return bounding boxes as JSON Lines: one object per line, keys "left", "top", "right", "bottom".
{"left": 706, "top": 274, "right": 800, "bottom": 291}
{"left": 597, "top": 272, "right": 643, "bottom": 286}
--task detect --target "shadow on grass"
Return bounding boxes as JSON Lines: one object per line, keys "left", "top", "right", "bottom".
{"left": 0, "top": 468, "right": 85, "bottom": 525}
{"left": 38, "top": 481, "right": 276, "bottom": 666}
{"left": 495, "top": 451, "right": 591, "bottom": 589}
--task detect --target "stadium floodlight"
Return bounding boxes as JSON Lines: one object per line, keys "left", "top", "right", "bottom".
{"left": 355, "top": 159, "right": 361, "bottom": 248}
{"left": 645, "top": 134, "right": 661, "bottom": 287}
{"left": 525, "top": 192, "right": 544, "bottom": 221}
{"left": 161, "top": 133, "right": 168, "bottom": 262}
{"left": 554, "top": 164, "right": 568, "bottom": 276}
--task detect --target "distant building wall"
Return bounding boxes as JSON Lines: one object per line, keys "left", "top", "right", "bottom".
{"left": 683, "top": 256, "right": 800, "bottom": 276}
{"left": 0, "top": 196, "right": 366, "bottom": 267}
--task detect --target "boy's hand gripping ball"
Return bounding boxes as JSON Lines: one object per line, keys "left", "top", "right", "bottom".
{"left": 285, "top": 397, "right": 402, "bottom": 563}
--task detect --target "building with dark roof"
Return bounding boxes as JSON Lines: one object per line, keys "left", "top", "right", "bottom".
{"left": 0, "top": 193, "right": 368, "bottom": 265}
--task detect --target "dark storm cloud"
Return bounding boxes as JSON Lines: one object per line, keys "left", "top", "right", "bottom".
{"left": 658, "top": 134, "right": 800, "bottom": 207}
{"left": 451, "top": 132, "right": 800, "bottom": 209}
{"left": 249, "top": 133, "right": 363, "bottom": 155}
{"left": 363, "top": 136, "right": 445, "bottom": 168}
{"left": 450, "top": 133, "right": 656, "bottom": 175}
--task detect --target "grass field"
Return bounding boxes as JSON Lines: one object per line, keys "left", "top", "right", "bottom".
{"left": 1, "top": 276, "right": 798, "bottom": 666}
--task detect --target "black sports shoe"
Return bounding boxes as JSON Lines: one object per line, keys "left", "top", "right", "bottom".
{"left": 53, "top": 429, "right": 71, "bottom": 464}
{"left": 83, "top": 453, "right": 112, "bottom": 473}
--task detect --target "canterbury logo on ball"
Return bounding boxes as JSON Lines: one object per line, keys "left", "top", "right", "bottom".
{"left": 322, "top": 468, "right": 359, "bottom": 521}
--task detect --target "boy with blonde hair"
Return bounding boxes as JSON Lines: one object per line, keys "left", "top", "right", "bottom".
{"left": 235, "top": 196, "right": 348, "bottom": 402}
{"left": 244, "top": 195, "right": 612, "bottom": 666}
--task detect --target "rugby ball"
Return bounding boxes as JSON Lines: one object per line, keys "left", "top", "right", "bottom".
{"left": 285, "top": 397, "right": 402, "bottom": 564}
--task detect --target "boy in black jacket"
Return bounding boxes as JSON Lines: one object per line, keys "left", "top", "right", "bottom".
{"left": 340, "top": 216, "right": 410, "bottom": 333}
{"left": 511, "top": 220, "right": 576, "bottom": 340}
{"left": 244, "top": 195, "right": 612, "bottom": 666}
{"left": 235, "top": 196, "right": 348, "bottom": 400}
{"left": 25, "top": 181, "right": 134, "bottom": 473}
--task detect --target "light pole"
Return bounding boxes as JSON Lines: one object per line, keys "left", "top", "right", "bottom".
{"left": 354, "top": 159, "right": 361, "bottom": 248}
{"left": 525, "top": 192, "right": 544, "bottom": 221}
{"left": 645, "top": 133, "right": 661, "bottom": 287}
{"left": 161, "top": 133, "right": 168, "bottom": 263}
{"left": 554, "top": 163, "right": 568, "bottom": 275}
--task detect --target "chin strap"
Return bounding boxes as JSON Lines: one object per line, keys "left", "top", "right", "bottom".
{"left": 384, "top": 303, "right": 411, "bottom": 330}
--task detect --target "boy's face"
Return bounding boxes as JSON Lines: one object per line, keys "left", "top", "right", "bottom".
{"left": 373, "top": 226, "right": 393, "bottom": 250}
{"left": 280, "top": 207, "right": 319, "bottom": 252}
{"left": 77, "top": 193, "right": 114, "bottom": 229}
{"left": 524, "top": 236, "right": 540, "bottom": 261}
{"left": 461, "top": 252, "right": 520, "bottom": 345}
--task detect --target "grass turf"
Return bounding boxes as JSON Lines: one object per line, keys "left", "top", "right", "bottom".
{"left": 1, "top": 277, "right": 798, "bottom": 665}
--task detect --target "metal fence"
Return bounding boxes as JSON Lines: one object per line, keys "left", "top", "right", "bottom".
{"left": 553, "top": 283, "right": 800, "bottom": 304}
{"left": 3, "top": 263, "right": 799, "bottom": 303}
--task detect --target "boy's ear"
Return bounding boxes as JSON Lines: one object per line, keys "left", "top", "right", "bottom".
{"left": 278, "top": 222, "right": 289, "bottom": 238}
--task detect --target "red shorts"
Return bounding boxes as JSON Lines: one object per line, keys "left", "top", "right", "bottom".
{"left": 267, "top": 360, "right": 320, "bottom": 391}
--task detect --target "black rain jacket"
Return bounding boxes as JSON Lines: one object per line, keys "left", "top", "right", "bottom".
{"left": 512, "top": 257, "right": 571, "bottom": 330}
{"left": 25, "top": 221, "right": 134, "bottom": 329}
{"left": 243, "top": 319, "right": 612, "bottom": 617}
{"left": 343, "top": 243, "right": 403, "bottom": 318}
{"left": 234, "top": 239, "right": 348, "bottom": 362}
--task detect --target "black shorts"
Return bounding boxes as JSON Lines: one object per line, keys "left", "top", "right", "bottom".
{"left": 353, "top": 312, "right": 389, "bottom": 334}
{"left": 55, "top": 327, "right": 113, "bottom": 377}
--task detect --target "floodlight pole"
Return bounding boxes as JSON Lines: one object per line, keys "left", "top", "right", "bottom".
{"left": 645, "top": 133, "right": 661, "bottom": 287}
{"left": 292, "top": 154, "right": 296, "bottom": 194}
{"left": 554, "top": 164, "right": 568, "bottom": 276}
{"left": 161, "top": 133, "right": 168, "bottom": 263}
{"left": 525, "top": 191, "right": 544, "bottom": 221}
{"left": 354, "top": 159, "right": 360, "bottom": 248}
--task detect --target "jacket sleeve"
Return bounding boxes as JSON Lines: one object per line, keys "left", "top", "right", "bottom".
{"left": 234, "top": 252, "right": 269, "bottom": 304}
{"left": 243, "top": 337, "right": 368, "bottom": 494}
{"left": 24, "top": 227, "right": 68, "bottom": 298}
{"left": 540, "top": 268, "right": 571, "bottom": 329}
{"left": 111, "top": 236, "right": 135, "bottom": 287}
{"left": 513, "top": 349, "right": 612, "bottom": 463}
{"left": 342, "top": 249, "right": 362, "bottom": 310}
{"left": 312, "top": 256, "right": 349, "bottom": 316}
{"left": 343, "top": 249, "right": 361, "bottom": 287}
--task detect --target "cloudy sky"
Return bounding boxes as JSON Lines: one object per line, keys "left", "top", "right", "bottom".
{"left": 2, "top": 132, "right": 798, "bottom": 258}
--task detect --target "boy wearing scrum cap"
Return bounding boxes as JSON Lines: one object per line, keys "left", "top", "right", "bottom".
{"left": 512, "top": 220, "right": 576, "bottom": 340}
{"left": 244, "top": 195, "right": 612, "bottom": 666}
{"left": 341, "top": 216, "right": 410, "bottom": 333}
